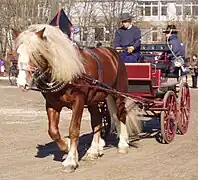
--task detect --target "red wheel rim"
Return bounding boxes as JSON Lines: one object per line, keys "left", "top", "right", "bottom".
{"left": 178, "top": 84, "right": 190, "bottom": 134}
{"left": 161, "top": 91, "right": 177, "bottom": 143}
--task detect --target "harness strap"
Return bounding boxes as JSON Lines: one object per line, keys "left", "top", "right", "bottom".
{"left": 85, "top": 48, "right": 103, "bottom": 80}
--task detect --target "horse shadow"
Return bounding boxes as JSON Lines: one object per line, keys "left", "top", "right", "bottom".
{"left": 35, "top": 132, "right": 120, "bottom": 162}
{"left": 35, "top": 117, "right": 162, "bottom": 162}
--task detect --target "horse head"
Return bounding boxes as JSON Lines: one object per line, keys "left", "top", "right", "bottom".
{"left": 12, "top": 24, "right": 85, "bottom": 91}
{"left": 12, "top": 27, "right": 48, "bottom": 90}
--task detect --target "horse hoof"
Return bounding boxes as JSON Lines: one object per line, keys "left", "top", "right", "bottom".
{"left": 118, "top": 148, "right": 129, "bottom": 154}
{"left": 62, "top": 164, "right": 78, "bottom": 173}
{"left": 82, "top": 153, "right": 99, "bottom": 161}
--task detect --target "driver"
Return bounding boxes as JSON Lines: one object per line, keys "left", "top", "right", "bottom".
{"left": 114, "top": 12, "right": 141, "bottom": 63}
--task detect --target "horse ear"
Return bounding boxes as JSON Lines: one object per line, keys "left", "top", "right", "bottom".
{"left": 36, "top": 28, "right": 46, "bottom": 39}
{"left": 12, "top": 28, "right": 21, "bottom": 39}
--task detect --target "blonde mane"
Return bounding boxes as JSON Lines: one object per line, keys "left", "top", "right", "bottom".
{"left": 16, "top": 24, "right": 85, "bottom": 83}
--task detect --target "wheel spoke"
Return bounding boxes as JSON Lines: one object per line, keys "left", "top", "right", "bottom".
{"left": 178, "top": 83, "right": 190, "bottom": 134}
{"left": 161, "top": 91, "right": 177, "bottom": 143}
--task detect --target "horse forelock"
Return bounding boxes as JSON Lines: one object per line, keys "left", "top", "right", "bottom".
{"left": 16, "top": 24, "right": 85, "bottom": 83}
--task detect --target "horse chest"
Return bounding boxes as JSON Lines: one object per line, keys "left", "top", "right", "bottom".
{"left": 42, "top": 88, "right": 74, "bottom": 109}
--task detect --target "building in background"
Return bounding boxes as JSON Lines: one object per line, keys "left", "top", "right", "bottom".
{"left": 58, "top": 0, "right": 198, "bottom": 46}
{"left": 36, "top": 0, "right": 198, "bottom": 46}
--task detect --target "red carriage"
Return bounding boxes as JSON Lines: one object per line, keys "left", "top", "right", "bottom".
{"left": 76, "top": 43, "right": 191, "bottom": 144}
{"left": 53, "top": 9, "right": 190, "bottom": 143}
{"left": 125, "top": 44, "right": 190, "bottom": 143}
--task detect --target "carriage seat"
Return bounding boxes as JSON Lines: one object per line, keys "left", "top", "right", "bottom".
{"left": 139, "top": 56, "right": 168, "bottom": 73}
{"left": 125, "top": 63, "right": 156, "bottom": 96}
{"left": 139, "top": 55, "right": 168, "bottom": 72}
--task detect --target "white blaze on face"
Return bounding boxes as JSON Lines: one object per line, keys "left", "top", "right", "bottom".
{"left": 17, "top": 44, "right": 30, "bottom": 88}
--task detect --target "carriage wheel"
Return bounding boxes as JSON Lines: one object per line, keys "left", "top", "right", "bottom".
{"left": 9, "top": 65, "right": 18, "bottom": 86}
{"left": 161, "top": 91, "right": 178, "bottom": 144}
{"left": 177, "top": 82, "right": 190, "bottom": 135}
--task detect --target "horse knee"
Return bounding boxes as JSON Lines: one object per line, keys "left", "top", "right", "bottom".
{"left": 48, "top": 128, "right": 60, "bottom": 141}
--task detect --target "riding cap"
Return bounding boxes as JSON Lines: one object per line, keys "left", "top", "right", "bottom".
{"left": 163, "top": 24, "right": 179, "bottom": 34}
{"left": 119, "top": 12, "right": 133, "bottom": 21}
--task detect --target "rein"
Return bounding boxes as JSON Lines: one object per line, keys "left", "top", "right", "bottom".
{"left": 22, "top": 62, "right": 155, "bottom": 106}
{"left": 77, "top": 74, "right": 156, "bottom": 106}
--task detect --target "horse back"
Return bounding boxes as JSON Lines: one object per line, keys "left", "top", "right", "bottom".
{"left": 80, "top": 47, "right": 127, "bottom": 90}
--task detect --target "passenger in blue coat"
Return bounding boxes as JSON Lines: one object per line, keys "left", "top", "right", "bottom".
{"left": 114, "top": 13, "right": 141, "bottom": 63}
{"left": 163, "top": 24, "right": 186, "bottom": 75}
{"left": 163, "top": 24, "right": 185, "bottom": 60}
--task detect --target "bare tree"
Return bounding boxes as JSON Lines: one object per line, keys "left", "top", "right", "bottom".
{"left": 0, "top": 0, "right": 51, "bottom": 57}
{"left": 176, "top": 0, "right": 198, "bottom": 59}
{"left": 98, "top": 0, "right": 136, "bottom": 46}
{"left": 68, "top": 0, "right": 97, "bottom": 46}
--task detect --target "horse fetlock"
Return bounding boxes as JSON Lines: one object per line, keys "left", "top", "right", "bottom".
{"left": 65, "top": 137, "right": 71, "bottom": 150}
{"left": 83, "top": 143, "right": 104, "bottom": 161}
{"left": 58, "top": 142, "right": 69, "bottom": 153}
{"left": 62, "top": 155, "right": 79, "bottom": 173}
{"left": 118, "top": 140, "right": 129, "bottom": 154}
{"left": 118, "top": 147, "right": 129, "bottom": 154}
{"left": 62, "top": 163, "right": 79, "bottom": 173}
{"left": 99, "top": 138, "right": 105, "bottom": 149}
{"left": 48, "top": 129, "right": 59, "bottom": 141}
{"left": 85, "top": 152, "right": 99, "bottom": 161}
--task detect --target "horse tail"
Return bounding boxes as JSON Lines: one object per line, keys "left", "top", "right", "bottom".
{"left": 106, "top": 95, "right": 143, "bottom": 137}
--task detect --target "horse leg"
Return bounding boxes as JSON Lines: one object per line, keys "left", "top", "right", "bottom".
{"left": 46, "top": 103, "right": 69, "bottom": 152}
{"left": 106, "top": 95, "right": 130, "bottom": 153}
{"left": 114, "top": 96, "right": 142, "bottom": 153}
{"left": 83, "top": 103, "right": 105, "bottom": 161}
{"left": 62, "top": 95, "right": 84, "bottom": 173}
{"left": 115, "top": 96, "right": 129, "bottom": 153}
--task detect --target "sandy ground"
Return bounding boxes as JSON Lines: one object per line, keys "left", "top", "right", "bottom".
{"left": 0, "top": 77, "right": 197, "bottom": 180}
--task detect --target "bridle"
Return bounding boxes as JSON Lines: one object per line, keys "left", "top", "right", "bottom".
{"left": 18, "top": 61, "right": 66, "bottom": 93}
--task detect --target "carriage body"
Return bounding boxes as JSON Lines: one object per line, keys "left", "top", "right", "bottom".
{"left": 126, "top": 43, "right": 177, "bottom": 97}
{"left": 125, "top": 43, "right": 190, "bottom": 143}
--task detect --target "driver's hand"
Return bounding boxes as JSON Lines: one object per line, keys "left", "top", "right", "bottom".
{"left": 115, "top": 47, "right": 123, "bottom": 52}
{"left": 127, "top": 46, "right": 135, "bottom": 53}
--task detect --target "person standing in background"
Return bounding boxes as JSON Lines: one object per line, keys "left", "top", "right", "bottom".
{"left": 189, "top": 54, "right": 198, "bottom": 88}
{"left": 0, "top": 57, "right": 5, "bottom": 76}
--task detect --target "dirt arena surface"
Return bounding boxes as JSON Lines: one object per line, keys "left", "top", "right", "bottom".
{"left": 0, "top": 78, "right": 198, "bottom": 180}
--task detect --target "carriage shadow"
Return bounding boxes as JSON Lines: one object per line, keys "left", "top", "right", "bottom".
{"left": 138, "top": 117, "right": 164, "bottom": 144}
{"left": 35, "top": 118, "right": 162, "bottom": 162}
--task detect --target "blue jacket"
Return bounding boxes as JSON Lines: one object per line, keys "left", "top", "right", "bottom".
{"left": 168, "top": 34, "right": 185, "bottom": 59}
{"left": 114, "top": 26, "right": 141, "bottom": 61}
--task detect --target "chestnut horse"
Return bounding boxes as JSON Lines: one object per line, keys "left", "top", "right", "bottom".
{"left": 12, "top": 24, "right": 142, "bottom": 172}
